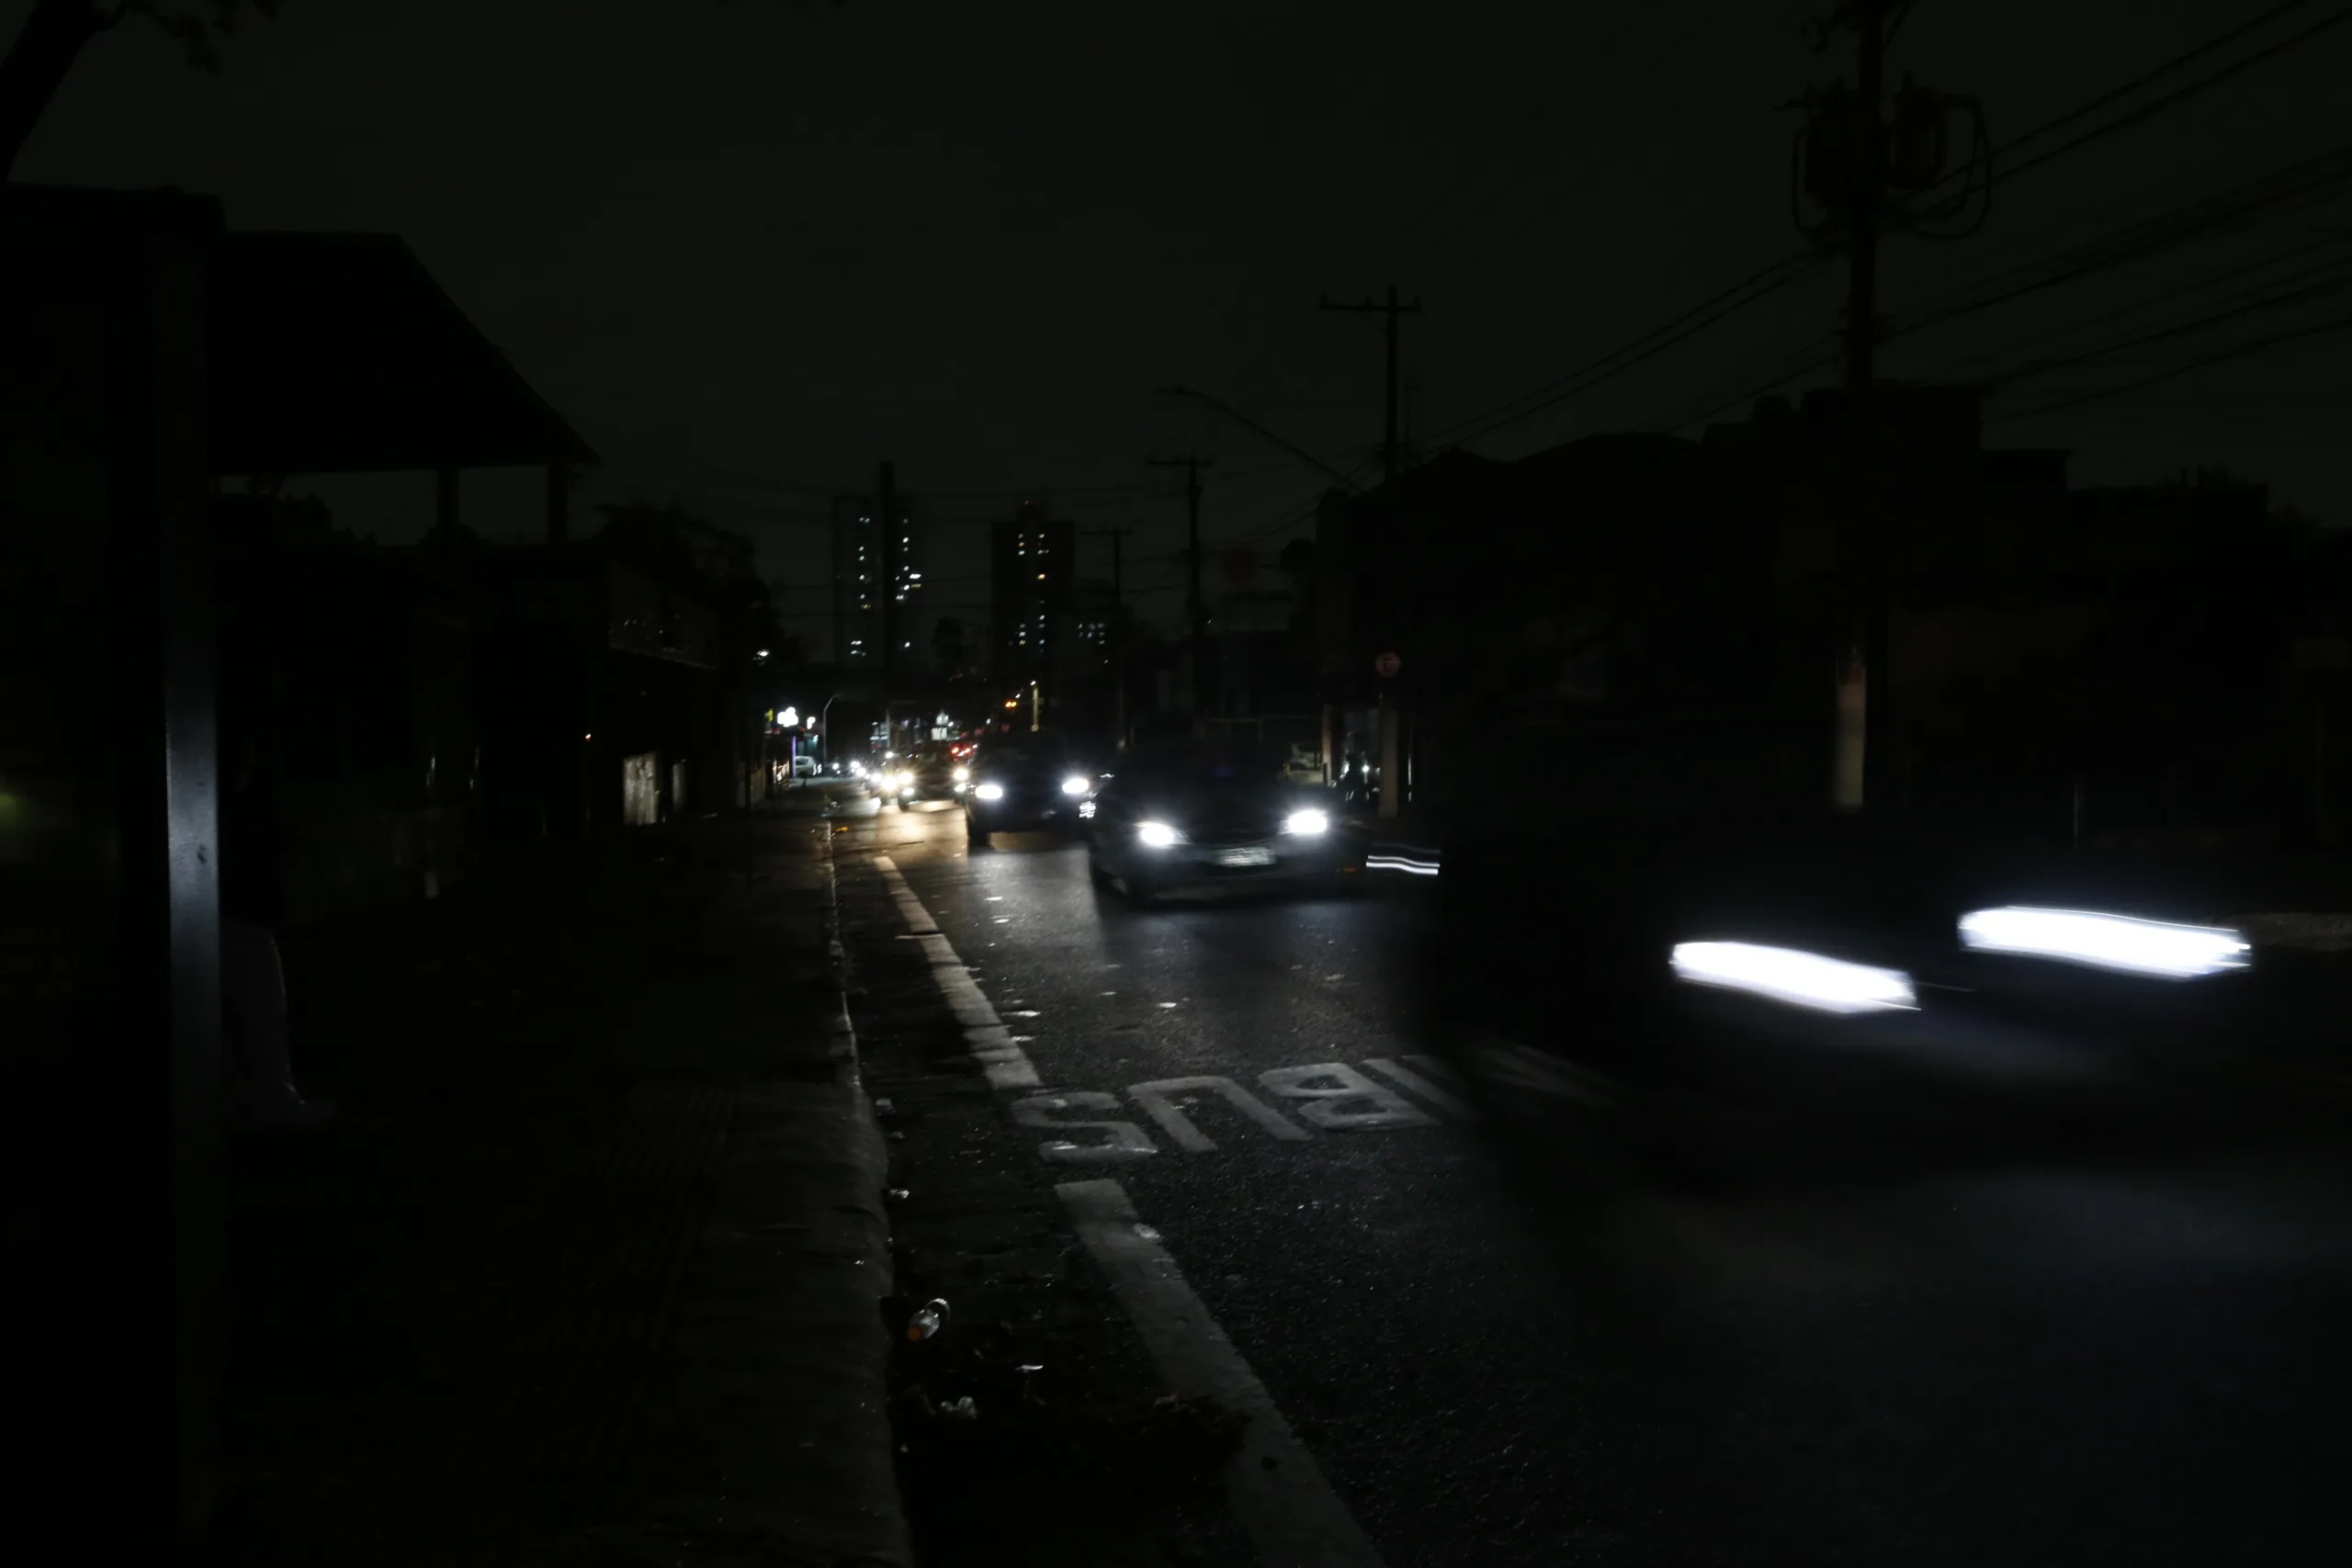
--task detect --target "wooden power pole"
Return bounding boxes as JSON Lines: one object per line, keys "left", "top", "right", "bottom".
{"left": 1148, "top": 454, "right": 1214, "bottom": 722}
{"left": 1319, "top": 284, "right": 1424, "bottom": 484}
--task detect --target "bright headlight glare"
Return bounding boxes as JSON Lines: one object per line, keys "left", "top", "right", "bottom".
{"left": 1137, "top": 821, "right": 1182, "bottom": 848}
{"left": 1958, "top": 907, "right": 2251, "bottom": 978}
{"left": 1283, "top": 808, "right": 1329, "bottom": 835}
{"left": 1061, "top": 775, "right": 1091, "bottom": 796}
{"left": 1670, "top": 941, "right": 1917, "bottom": 1015}
{"left": 953, "top": 766, "right": 970, "bottom": 782}
{"left": 974, "top": 783, "right": 1005, "bottom": 801}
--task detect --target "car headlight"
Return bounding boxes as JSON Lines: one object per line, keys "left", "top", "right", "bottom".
{"left": 1958, "top": 907, "right": 2251, "bottom": 978}
{"left": 1078, "top": 800, "right": 1096, "bottom": 819}
{"left": 953, "top": 766, "right": 970, "bottom": 782}
{"left": 1669, "top": 941, "right": 1917, "bottom": 1015}
{"left": 1061, "top": 775, "right": 1091, "bottom": 796}
{"left": 1283, "top": 808, "right": 1329, "bottom": 835}
{"left": 974, "top": 783, "right": 1005, "bottom": 802}
{"left": 1137, "top": 821, "right": 1183, "bottom": 848}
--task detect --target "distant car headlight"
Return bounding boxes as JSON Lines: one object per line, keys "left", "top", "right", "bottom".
{"left": 1061, "top": 775, "right": 1091, "bottom": 796}
{"left": 1137, "top": 821, "right": 1183, "bottom": 848}
{"left": 974, "top": 783, "right": 1005, "bottom": 802}
{"left": 849, "top": 762, "right": 865, "bottom": 777}
{"left": 1283, "top": 808, "right": 1329, "bottom": 835}
{"left": 953, "top": 766, "right": 969, "bottom": 782}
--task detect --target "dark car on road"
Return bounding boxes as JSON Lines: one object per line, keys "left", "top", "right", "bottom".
{"left": 1085, "top": 741, "right": 1354, "bottom": 903}
{"left": 965, "top": 729, "right": 1102, "bottom": 848}
{"left": 1423, "top": 765, "right": 2271, "bottom": 1197}
{"left": 879, "top": 744, "right": 960, "bottom": 809}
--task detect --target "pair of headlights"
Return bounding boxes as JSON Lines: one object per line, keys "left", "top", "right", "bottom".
{"left": 1136, "top": 809, "right": 1328, "bottom": 849}
{"left": 1671, "top": 908, "right": 2253, "bottom": 1016}
{"left": 968, "top": 776, "right": 1093, "bottom": 803}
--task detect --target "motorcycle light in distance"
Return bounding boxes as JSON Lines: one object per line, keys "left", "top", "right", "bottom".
{"left": 1283, "top": 808, "right": 1329, "bottom": 835}
{"left": 953, "top": 766, "right": 970, "bottom": 783}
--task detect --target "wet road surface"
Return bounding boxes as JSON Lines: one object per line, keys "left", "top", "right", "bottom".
{"left": 844, "top": 795, "right": 2352, "bottom": 1568}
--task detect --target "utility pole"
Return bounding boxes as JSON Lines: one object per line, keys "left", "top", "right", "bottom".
{"left": 1148, "top": 454, "right": 1214, "bottom": 723}
{"left": 1082, "top": 525, "right": 1132, "bottom": 748}
{"left": 1846, "top": 0, "right": 1892, "bottom": 819}
{"left": 1319, "top": 283, "right": 1424, "bottom": 483}
{"left": 1795, "top": 0, "right": 1986, "bottom": 816}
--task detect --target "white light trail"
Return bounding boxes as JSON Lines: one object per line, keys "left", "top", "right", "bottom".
{"left": 1957, "top": 907, "right": 2250, "bottom": 978}
{"left": 1669, "top": 941, "right": 1917, "bottom": 1015}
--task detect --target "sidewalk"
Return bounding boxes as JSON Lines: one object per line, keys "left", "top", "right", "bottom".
{"left": 198, "top": 795, "right": 909, "bottom": 1566}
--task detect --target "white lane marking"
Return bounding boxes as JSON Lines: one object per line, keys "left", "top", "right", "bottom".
{"left": 874, "top": 854, "right": 1039, "bottom": 1090}
{"left": 1259, "top": 1063, "right": 1434, "bottom": 1131}
{"left": 1012, "top": 1092, "right": 1158, "bottom": 1162}
{"left": 1057, "top": 1179, "right": 1387, "bottom": 1568}
{"left": 1362, "top": 1056, "right": 1474, "bottom": 1118}
{"left": 1128, "top": 1077, "right": 1312, "bottom": 1152}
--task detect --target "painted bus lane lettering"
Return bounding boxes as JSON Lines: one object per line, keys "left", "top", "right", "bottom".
{"left": 1020, "top": 1056, "right": 1469, "bottom": 1163}
{"left": 1012, "top": 1091, "right": 1159, "bottom": 1165}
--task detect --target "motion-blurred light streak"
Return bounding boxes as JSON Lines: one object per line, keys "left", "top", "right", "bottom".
{"left": 1670, "top": 942, "right": 1918, "bottom": 1014}
{"left": 1957, "top": 907, "right": 2250, "bottom": 977}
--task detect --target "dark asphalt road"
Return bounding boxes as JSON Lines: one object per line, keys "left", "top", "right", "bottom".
{"left": 845, "top": 794, "right": 2352, "bottom": 1568}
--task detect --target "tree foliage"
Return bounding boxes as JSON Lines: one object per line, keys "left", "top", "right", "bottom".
{"left": 0, "top": 0, "right": 281, "bottom": 176}
{"left": 121, "top": 0, "right": 282, "bottom": 73}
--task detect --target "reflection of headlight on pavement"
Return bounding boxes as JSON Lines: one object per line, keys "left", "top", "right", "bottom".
{"left": 1670, "top": 941, "right": 1917, "bottom": 1015}
{"left": 1061, "top": 775, "right": 1091, "bottom": 796}
{"left": 1283, "top": 808, "right": 1329, "bottom": 835}
{"left": 1958, "top": 907, "right": 2251, "bottom": 978}
{"left": 954, "top": 781, "right": 968, "bottom": 794}
{"left": 1137, "top": 821, "right": 1183, "bottom": 848}
{"left": 974, "top": 783, "right": 1005, "bottom": 802}
{"left": 953, "top": 766, "right": 969, "bottom": 782}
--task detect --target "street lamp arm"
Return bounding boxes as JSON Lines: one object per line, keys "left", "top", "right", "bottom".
{"left": 1155, "top": 386, "right": 1364, "bottom": 492}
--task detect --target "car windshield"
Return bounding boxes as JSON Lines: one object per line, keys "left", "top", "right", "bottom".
{"left": 1120, "top": 744, "right": 1287, "bottom": 799}
{"left": 975, "top": 731, "right": 1075, "bottom": 769}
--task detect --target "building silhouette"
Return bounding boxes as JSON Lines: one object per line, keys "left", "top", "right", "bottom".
{"left": 831, "top": 492, "right": 925, "bottom": 667}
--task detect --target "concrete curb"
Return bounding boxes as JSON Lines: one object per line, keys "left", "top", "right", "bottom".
{"left": 816, "top": 811, "right": 915, "bottom": 1566}
{"left": 607, "top": 810, "right": 912, "bottom": 1568}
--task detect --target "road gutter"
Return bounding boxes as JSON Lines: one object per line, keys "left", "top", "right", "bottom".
{"left": 1059, "top": 1179, "right": 1388, "bottom": 1568}
{"left": 867, "top": 841, "right": 1383, "bottom": 1565}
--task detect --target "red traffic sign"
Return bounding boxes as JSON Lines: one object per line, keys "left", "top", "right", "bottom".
{"left": 1374, "top": 651, "right": 1402, "bottom": 678}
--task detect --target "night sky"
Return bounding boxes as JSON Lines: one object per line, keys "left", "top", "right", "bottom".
{"left": 13, "top": 0, "right": 2348, "bottom": 659}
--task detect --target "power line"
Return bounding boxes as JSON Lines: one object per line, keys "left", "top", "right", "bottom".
{"left": 1654, "top": 141, "right": 2352, "bottom": 431}
{"left": 1951, "top": 242, "right": 2352, "bottom": 390}
{"left": 1990, "top": 313, "right": 2352, "bottom": 423}
{"left": 1428, "top": 251, "right": 1827, "bottom": 448}
{"left": 1994, "top": 6, "right": 2352, "bottom": 187}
